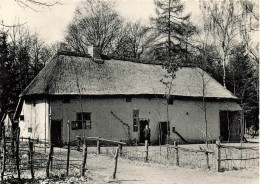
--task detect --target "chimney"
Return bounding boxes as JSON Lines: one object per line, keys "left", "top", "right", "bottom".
{"left": 88, "top": 46, "right": 101, "bottom": 59}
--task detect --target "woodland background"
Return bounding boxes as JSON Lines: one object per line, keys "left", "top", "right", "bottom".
{"left": 0, "top": 0, "right": 258, "bottom": 130}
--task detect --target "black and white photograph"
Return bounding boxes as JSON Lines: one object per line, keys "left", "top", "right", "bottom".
{"left": 0, "top": 0, "right": 259, "bottom": 183}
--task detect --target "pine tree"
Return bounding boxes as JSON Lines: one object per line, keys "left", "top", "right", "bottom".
{"left": 150, "top": 0, "right": 196, "bottom": 73}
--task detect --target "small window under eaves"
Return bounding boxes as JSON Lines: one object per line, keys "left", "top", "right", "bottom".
{"left": 126, "top": 97, "right": 132, "bottom": 102}
{"left": 62, "top": 97, "right": 70, "bottom": 103}
{"left": 20, "top": 115, "right": 24, "bottom": 121}
{"left": 167, "top": 96, "right": 174, "bottom": 105}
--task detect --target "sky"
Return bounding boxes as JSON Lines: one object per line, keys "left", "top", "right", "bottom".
{"left": 0, "top": 0, "right": 203, "bottom": 45}
{"left": 0, "top": 0, "right": 258, "bottom": 46}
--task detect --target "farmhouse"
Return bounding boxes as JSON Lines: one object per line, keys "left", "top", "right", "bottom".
{"left": 14, "top": 50, "right": 243, "bottom": 146}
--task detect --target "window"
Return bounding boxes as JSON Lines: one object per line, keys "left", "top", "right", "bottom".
{"left": 28, "top": 127, "right": 32, "bottom": 133}
{"left": 62, "top": 97, "right": 70, "bottom": 103}
{"left": 71, "top": 121, "right": 78, "bottom": 130}
{"left": 167, "top": 96, "right": 174, "bottom": 105}
{"left": 133, "top": 110, "right": 139, "bottom": 132}
{"left": 20, "top": 115, "right": 24, "bottom": 121}
{"left": 126, "top": 97, "right": 132, "bottom": 102}
{"left": 76, "top": 112, "right": 91, "bottom": 129}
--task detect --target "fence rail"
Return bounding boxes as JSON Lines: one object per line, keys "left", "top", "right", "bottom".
{"left": 0, "top": 126, "right": 258, "bottom": 181}
{"left": 0, "top": 127, "right": 124, "bottom": 181}
{"left": 216, "top": 141, "right": 259, "bottom": 171}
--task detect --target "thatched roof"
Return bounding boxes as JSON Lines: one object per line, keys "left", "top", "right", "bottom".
{"left": 20, "top": 54, "right": 236, "bottom": 99}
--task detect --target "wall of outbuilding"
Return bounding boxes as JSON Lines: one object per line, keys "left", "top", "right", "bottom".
{"left": 48, "top": 97, "right": 242, "bottom": 144}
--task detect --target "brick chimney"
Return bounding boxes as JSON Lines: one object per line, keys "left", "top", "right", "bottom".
{"left": 88, "top": 46, "right": 101, "bottom": 59}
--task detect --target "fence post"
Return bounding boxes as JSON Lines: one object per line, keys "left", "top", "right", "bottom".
{"left": 166, "top": 144, "right": 169, "bottom": 159}
{"left": 205, "top": 151, "right": 210, "bottom": 169}
{"left": 77, "top": 136, "right": 81, "bottom": 151}
{"left": 174, "top": 141, "right": 179, "bottom": 166}
{"left": 118, "top": 143, "right": 122, "bottom": 156}
{"left": 50, "top": 146, "right": 53, "bottom": 171}
{"left": 81, "top": 140, "right": 87, "bottom": 177}
{"left": 112, "top": 148, "right": 119, "bottom": 179}
{"left": 66, "top": 121, "right": 71, "bottom": 176}
{"left": 11, "top": 135, "right": 15, "bottom": 157}
{"left": 29, "top": 138, "right": 34, "bottom": 179}
{"left": 15, "top": 127, "right": 21, "bottom": 180}
{"left": 46, "top": 144, "right": 54, "bottom": 178}
{"left": 216, "top": 141, "right": 221, "bottom": 172}
{"left": 97, "top": 137, "right": 100, "bottom": 155}
{"left": 145, "top": 140, "right": 148, "bottom": 162}
{"left": 1, "top": 127, "right": 6, "bottom": 180}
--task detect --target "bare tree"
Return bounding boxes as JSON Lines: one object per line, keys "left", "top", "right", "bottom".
{"left": 201, "top": 0, "right": 258, "bottom": 88}
{"left": 65, "top": 0, "right": 123, "bottom": 55}
{"left": 112, "top": 21, "right": 151, "bottom": 60}
{"left": 239, "top": 0, "right": 259, "bottom": 63}
{"left": 14, "top": 0, "right": 60, "bottom": 12}
{"left": 2, "top": 25, "right": 52, "bottom": 111}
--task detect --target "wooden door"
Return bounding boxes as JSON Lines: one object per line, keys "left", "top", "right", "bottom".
{"left": 51, "top": 120, "right": 62, "bottom": 147}
{"left": 220, "top": 111, "right": 241, "bottom": 142}
{"left": 159, "top": 122, "right": 168, "bottom": 145}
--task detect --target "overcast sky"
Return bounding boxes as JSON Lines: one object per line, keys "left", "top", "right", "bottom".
{"left": 0, "top": 0, "right": 247, "bottom": 45}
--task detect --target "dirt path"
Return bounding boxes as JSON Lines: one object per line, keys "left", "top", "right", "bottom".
{"left": 83, "top": 154, "right": 258, "bottom": 184}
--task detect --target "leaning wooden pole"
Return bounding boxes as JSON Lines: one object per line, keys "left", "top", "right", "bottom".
{"left": 112, "top": 148, "right": 119, "bottom": 179}
{"left": 15, "top": 127, "right": 21, "bottom": 180}
{"left": 81, "top": 140, "right": 87, "bottom": 177}
{"left": 66, "top": 121, "right": 71, "bottom": 176}
{"left": 1, "top": 127, "right": 6, "bottom": 180}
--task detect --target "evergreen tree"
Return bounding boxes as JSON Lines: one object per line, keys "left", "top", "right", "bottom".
{"left": 226, "top": 44, "right": 259, "bottom": 130}
{"left": 150, "top": 0, "right": 196, "bottom": 73}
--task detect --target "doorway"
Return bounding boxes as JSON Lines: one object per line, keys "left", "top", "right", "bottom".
{"left": 139, "top": 119, "right": 149, "bottom": 143}
{"left": 159, "top": 121, "right": 169, "bottom": 145}
{"left": 51, "top": 120, "right": 62, "bottom": 147}
{"left": 219, "top": 111, "right": 241, "bottom": 142}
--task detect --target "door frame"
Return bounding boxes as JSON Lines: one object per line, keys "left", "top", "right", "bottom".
{"left": 138, "top": 118, "right": 150, "bottom": 143}
{"left": 158, "top": 121, "right": 169, "bottom": 145}
{"left": 219, "top": 110, "right": 242, "bottom": 142}
{"left": 50, "top": 119, "right": 63, "bottom": 146}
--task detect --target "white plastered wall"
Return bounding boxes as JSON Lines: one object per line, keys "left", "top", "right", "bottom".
{"left": 19, "top": 99, "right": 50, "bottom": 141}
{"left": 50, "top": 97, "right": 241, "bottom": 143}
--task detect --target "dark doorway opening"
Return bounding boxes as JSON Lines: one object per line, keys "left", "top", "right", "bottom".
{"left": 51, "top": 120, "right": 62, "bottom": 147}
{"left": 139, "top": 119, "right": 149, "bottom": 144}
{"left": 159, "top": 121, "right": 169, "bottom": 145}
{"left": 220, "top": 111, "right": 241, "bottom": 142}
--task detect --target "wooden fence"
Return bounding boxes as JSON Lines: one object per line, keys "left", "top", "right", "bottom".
{"left": 0, "top": 126, "right": 126, "bottom": 181}
{"left": 119, "top": 141, "right": 216, "bottom": 170}
{"left": 215, "top": 141, "right": 259, "bottom": 172}
{"left": 1, "top": 126, "right": 258, "bottom": 181}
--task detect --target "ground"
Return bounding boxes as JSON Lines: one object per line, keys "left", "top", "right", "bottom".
{"left": 2, "top": 143, "right": 259, "bottom": 184}
{"left": 50, "top": 143, "right": 259, "bottom": 184}
{"left": 85, "top": 154, "right": 259, "bottom": 184}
